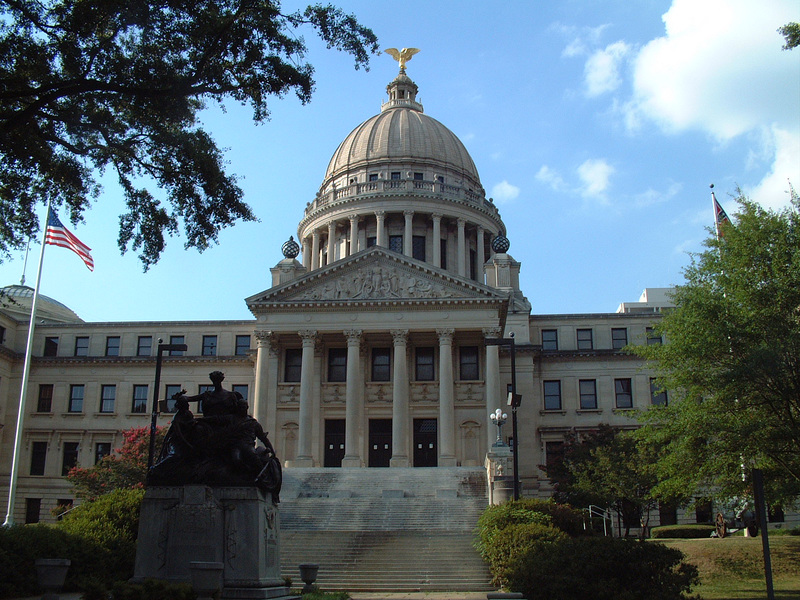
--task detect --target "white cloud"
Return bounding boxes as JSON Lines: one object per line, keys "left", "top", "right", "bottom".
{"left": 584, "top": 41, "right": 631, "bottom": 97}
{"left": 746, "top": 125, "right": 800, "bottom": 210}
{"left": 634, "top": 182, "right": 682, "bottom": 207}
{"left": 578, "top": 159, "right": 615, "bottom": 200}
{"left": 535, "top": 165, "right": 567, "bottom": 191}
{"left": 491, "top": 180, "right": 521, "bottom": 203}
{"left": 554, "top": 23, "right": 610, "bottom": 58}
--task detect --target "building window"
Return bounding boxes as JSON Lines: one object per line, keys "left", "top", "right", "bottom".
{"left": 440, "top": 239, "right": 447, "bottom": 270}
{"left": 615, "top": 378, "right": 633, "bottom": 409}
{"left": 611, "top": 328, "right": 628, "bottom": 350}
{"left": 412, "top": 235, "right": 426, "bottom": 261}
{"left": 695, "top": 499, "right": 713, "bottom": 524}
{"left": 459, "top": 346, "right": 479, "bottom": 381}
{"left": 202, "top": 335, "right": 217, "bottom": 356}
{"left": 232, "top": 384, "right": 248, "bottom": 402}
{"left": 285, "top": 348, "right": 302, "bottom": 382}
{"left": 414, "top": 172, "right": 424, "bottom": 180}
{"left": 44, "top": 336, "right": 58, "bottom": 357}
{"left": 30, "top": 441, "right": 47, "bottom": 476}
{"left": 74, "top": 336, "right": 89, "bottom": 356}
{"left": 544, "top": 441, "right": 565, "bottom": 472}
{"left": 62, "top": 442, "right": 79, "bottom": 476}
{"left": 25, "top": 498, "right": 41, "bottom": 524}
{"left": 105, "top": 336, "right": 120, "bottom": 356}
{"left": 436, "top": 175, "right": 444, "bottom": 183}
{"left": 137, "top": 336, "right": 152, "bottom": 356}
{"left": 235, "top": 335, "right": 251, "bottom": 356}
{"left": 368, "top": 173, "right": 378, "bottom": 182}
{"left": 100, "top": 385, "right": 116, "bottom": 413}
{"left": 390, "top": 171, "right": 401, "bottom": 180}
{"left": 37, "top": 384, "right": 53, "bottom": 412}
{"left": 646, "top": 327, "right": 662, "bottom": 345}
{"left": 543, "top": 380, "right": 561, "bottom": 410}
{"left": 371, "top": 348, "right": 391, "bottom": 382}
{"left": 328, "top": 348, "right": 347, "bottom": 383}
{"left": 68, "top": 385, "right": 84, "bottom": 413}
{"left": 415, "top": 347, "right": 435, "bottom": 381}
{"left": 132, "top": 384, "right": 148, "bottom": 413}
{"left": 367, "top": 236, "right": 377, "bottom": 248}
{"left": 541, "top": 329, "right": 558, "bottom": 350}
{"left": 389, "top": 235, "right": 403, "bottom": 253}
{"left": 650, "top": 378, "right": 668, "bottom": 406}
{"left": 164, "top": 384, "right": 182, "bottom": 412}
{"left": 576, "top": 329, "right": 593, "bottom": 350}
{"left": 169, "top": 335, "right": 185, "bottom": 355}
{"left": 0, "top": 325, "right": 5, "bottom": 344}
{"left": 95, "top": 442, "right": 111, "bottom": 464}
{"left": 579, "top": 379, "right": 598, "bottom": 410}
{"left": 470, "top": 249, "right": 477, "bottom": 280}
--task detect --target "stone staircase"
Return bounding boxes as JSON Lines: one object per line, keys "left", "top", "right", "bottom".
{"left": 278, "top": 467, "right": 493, "bottom": 592}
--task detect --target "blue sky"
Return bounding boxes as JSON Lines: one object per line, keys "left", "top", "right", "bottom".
{"left": 1, "top": 0, "right": 798, "bottom": 322}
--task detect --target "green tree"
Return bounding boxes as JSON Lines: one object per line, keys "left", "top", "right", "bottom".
{"left": 0, "top": 0, "right": 378, "bottom": 268}
{"left": 67, "top": 426, "right": 166, "bottom": 500}
{"left": 778, "top": 22, "right": 800, "bottom": 50}
{"left": 635, "top": 190, "right": 800, "bottom": 506}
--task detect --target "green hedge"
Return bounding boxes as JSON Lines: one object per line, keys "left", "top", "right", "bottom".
{"left": 650, "top": 524, "right": 716, "bottom": 539}
{"left": 506, "top": 537, "right": 700, "bottom": 600}
{"left": 486, "top": 523, "right": 568, "bottom": 586}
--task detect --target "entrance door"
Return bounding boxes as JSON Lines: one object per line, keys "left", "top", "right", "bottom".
{"left": 413, "top": 418, "right": 438, "bottom": 467}
{"left": 324, "top": 419, "right": 345, "bottom": 467}
{"left": 369, "top": 419, "right": 392, "bottom": 467}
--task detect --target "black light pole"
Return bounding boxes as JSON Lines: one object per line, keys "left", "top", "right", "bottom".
{"left": 147, "top": 340, "right": 188, "bottom": 470}
{"left": 487, "top": 334, "right": 521, "bottom": 500}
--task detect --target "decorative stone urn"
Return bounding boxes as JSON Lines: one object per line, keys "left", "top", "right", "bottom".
{"left": 35, "top": 558, "right": 71, "bottom": 600}
{"left": 298, "top": 563, "right": 319, "bottom": 593}
{"left": 189, "top": 561, "right": 224, "bottom": 600}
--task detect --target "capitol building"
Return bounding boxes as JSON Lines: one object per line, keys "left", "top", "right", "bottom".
{"left": 0, "top": 62, "right": 675, "bottom": 525}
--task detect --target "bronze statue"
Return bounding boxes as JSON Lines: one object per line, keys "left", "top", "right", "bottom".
{"left": 148, "top": 371, "right": 281, "bottom": 504}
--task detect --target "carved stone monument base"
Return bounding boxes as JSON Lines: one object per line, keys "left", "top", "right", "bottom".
{"left": 133, "top": 486, "right": 297, "bottom": 600}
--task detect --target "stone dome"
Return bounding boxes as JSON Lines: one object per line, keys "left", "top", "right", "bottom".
{"left": 318, "top": 71, "right": 484, "bottom": 197}
{"left": 1, "top": 284, "right": 83, "bottom": 323}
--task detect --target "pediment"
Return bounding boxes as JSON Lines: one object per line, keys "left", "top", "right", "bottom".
{"left": 246, "top": 247, "right": 508, "bottom": 311}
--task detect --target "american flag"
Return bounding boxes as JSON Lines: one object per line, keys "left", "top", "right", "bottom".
{"left": 44, "top": 208, "right": 94, "bottom": 271}
{"left": 711, "top": 189, "right": 730, "bottom": 240}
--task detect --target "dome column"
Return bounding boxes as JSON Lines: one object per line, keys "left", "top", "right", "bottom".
{"left": 375, "top": 211, "right": 387, "bottom": 247}
{"left": 327, "top": 222, "right": 336, "bottom": 265}
{"left": 311, "top": 230, "right": 321, "bottom": 270}
{"left": 432, "top": 214, "right": 442, "bottom": 268}
{"left": 437, "top": 328, "right": 457, "bottom": 466}
{"left": 476, "top": 226, "right": 485, "bottom": 283}
{"left": 390, "top": 329, "right": 410, "bottom": 467}
{"left": 348, "top": 214, "right": 360, "bottom": 256}
{"left": 457, "top": 218, "right": 466, "bottom": 277}
{"left": 403, "top": 211, "right": 414, "bottom": 256}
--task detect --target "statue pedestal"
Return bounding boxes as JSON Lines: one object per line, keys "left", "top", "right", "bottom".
{"left": 133, "top": 486, "right": 296, "bottom": 600}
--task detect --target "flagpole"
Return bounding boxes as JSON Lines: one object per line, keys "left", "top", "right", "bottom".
{"left": 3, "top": 200, "right": 51, "bottom": 526}
{"left": 711, "top": 183, "right": 722, "bottom": 241}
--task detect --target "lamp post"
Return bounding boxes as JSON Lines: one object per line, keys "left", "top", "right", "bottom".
{"left": 489, "top": 408, "right": 508, "bottom": 446}
{"left": 147, "top": 340, "right": 188, "bottom": 470}
{"left": 486, "top": 333, "right": 521, "bottom": 500}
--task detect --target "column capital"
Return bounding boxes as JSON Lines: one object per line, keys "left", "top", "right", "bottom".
{"left": 432, "top": 212, "right": 443, "bottom": 221}
{"left": 436, "top": 328, "right": 455, "bottom": 343}
{"left": 298, "top": 330, "right": 318, "bottom": 344}
{"left": 348, "top": 213, "right": 359, "bottom": 223}
{"left": 344, "top": 329, "right": 363, "bottom": 345}
{"left": 255, "top": 330, "right": 279, "bottom": 355}
{"left": 375, "top": 210, "right": 386, "bottom": 218}
{"left": 457, "top": 217, "right": 466, "bottom": 227}
{"left": 403, "top": 210, "right": 415, "bottom": 217}
{"left": 391, "top": 329, "right": 409, "bottom": 345}
{"left": 483, "top": 327, "right": 502, "bottom": 339}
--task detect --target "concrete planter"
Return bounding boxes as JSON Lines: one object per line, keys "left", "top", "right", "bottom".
{"left": 298, "top": 563, "right": 319, "bottom": 593}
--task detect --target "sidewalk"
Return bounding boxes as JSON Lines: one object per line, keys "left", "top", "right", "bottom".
{"left": 19, "top": 593, "right": 492, "bottom": 600}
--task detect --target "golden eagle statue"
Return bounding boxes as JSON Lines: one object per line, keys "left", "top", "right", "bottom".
{"left": 384, "top": 47, "right": 420, "bottom": 71}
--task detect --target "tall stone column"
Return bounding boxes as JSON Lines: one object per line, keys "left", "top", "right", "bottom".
{"left": 296, "top": 330, "right": 317, "bottom": 466}
{"left": 457, "top": 218, "right": 466, "bottom": 277}
{"left": 342, "top": 329, "right": 363, "bottom": 467}
{"left": 437, "top": 328, "right": 457, "bottom": 466}
{"left": 311, "top": 230, "right": 320, "bottom": 270}
{"left": 375, "top": 211, "right": 386, "bottom": 247}
{"left": 484, "top": 327, "right": 502, "bottom": 449}
{"left": 403, "top": 210, "right": 414, "bottom": 256}
{"left": 476, "top": 226, "right": 485, "bottom": 283}
{"left": 348, "top": 214, "right": 359, "bottom": 256}
{"left": 327, "top": 222, "right": 336, "bottom": 265}
{"left": 253, "top": 330, "right": 275, "bottom": 425}
{"left": 302, "top": 237, "right": 311, "bottom": 268}
{"left": 390, "top": 329, "right": 410, "bottom": 467}
{"left": 432, "top": 213, "right": 442, "bottom": 268}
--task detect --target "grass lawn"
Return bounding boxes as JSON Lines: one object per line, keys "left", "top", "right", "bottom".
{"left": 658, "top": 536, "right": 800, "bottom": 599}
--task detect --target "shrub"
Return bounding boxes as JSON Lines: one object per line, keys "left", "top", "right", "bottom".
{"left": 506, "top": 537, "right": 701, "bottom": 600}
{"left": 475, "top": 501, "right": 553, "bottom": 560}
{"left": 486, "top": 522, "right": 568, "bottom": 586}
{"left": 650, "top": 524, "right": 716, "bottom": 539}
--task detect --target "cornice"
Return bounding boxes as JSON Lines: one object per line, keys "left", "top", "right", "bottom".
{"left": 31, "top": 355, "right": 255, "bottom": 367}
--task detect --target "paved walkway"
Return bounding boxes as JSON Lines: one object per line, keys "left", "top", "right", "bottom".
{"left": 19, "top": 592, "right": 492, "bottom": 600}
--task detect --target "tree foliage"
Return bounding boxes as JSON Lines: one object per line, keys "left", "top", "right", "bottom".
{"left": 0, "top": 0, "right": 378, "bottom": 267}
{"left": 68, "top": 426, "right": 165, "bottom": 500}
{"left": 635, "top": 190, "right": 800, "bottom": 506}
{"left": 779, "top": 22, "right": 800, "bottom": 50}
